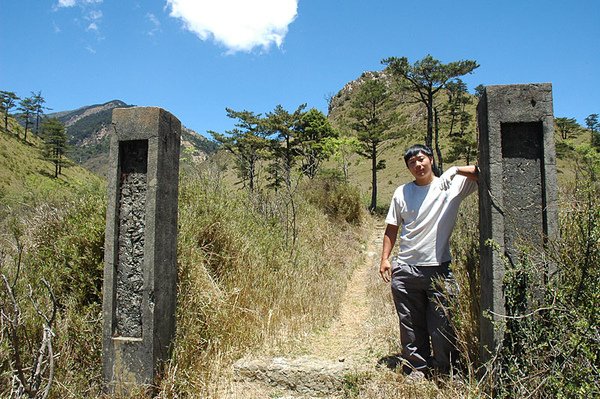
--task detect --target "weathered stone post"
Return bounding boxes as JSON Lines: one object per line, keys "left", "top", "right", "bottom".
{"left": 476, "top": 83, "right": 558, "bottom": 362}
{"left": 102, "top": 107, "right": 181, "bottom": 393}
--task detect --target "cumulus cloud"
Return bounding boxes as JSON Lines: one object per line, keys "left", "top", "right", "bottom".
{"left": 166, "top": 0, "right": 298, "bottom": 53}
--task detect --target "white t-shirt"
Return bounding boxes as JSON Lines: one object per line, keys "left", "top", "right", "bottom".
{"left": 385, "top": 175, "right": 477, "bottom": 266}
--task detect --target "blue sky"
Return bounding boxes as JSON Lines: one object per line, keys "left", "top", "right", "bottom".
{"left": 1, "top": 0, "right": 599, "bottom": 137}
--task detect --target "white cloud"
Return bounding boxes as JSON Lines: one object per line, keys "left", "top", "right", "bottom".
{"left": 57, "top": 0, "right": 76, "bottom": 7}
{"left": 166, "top": 0, "right": 298, "bottom": 53}
{"left": 87, "top": 10, "right": 102, "bottom": 20}
{"left": 85, "top": 10, "right": 102, "bottom": 32}
{"left": 55, "top": 0, "right": 104, "bottom": 34}
{"left": 56, "top": 0, "right": 102, "bottom": 8}
{"left": 146, "top": 13, "right": 161, "bottom": 36}
{"left": 147, "top": 13, "right": 160, "bottom": 27}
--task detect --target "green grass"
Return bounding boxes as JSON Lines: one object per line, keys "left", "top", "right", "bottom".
{"left": 0, "top": 118, "right": 105, "bottom": 205}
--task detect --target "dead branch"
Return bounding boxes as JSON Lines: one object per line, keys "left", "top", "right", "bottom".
{"left": 1, "top": 273, "right": 28, "bottom": 395}
{"left": 1, "top": 274, "right": 57, "bottom": 399}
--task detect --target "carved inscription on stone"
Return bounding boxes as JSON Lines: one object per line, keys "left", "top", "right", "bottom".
{"left": 115, "top": 140, "right": 148, "bottom": 338}
{"left": 501, "top": 122, "right": 545, "bottom": 261}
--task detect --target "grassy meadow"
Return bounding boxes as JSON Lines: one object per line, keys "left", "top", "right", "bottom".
{"left": 0, "top": 115, "right": 598, "bottom": 398}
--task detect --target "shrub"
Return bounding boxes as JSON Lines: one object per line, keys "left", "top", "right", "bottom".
{"left": 302, "top": 177, "right": 365, "bottom": 224}
{"left": 491, "top": 147, "right": 600, "bottom": 398}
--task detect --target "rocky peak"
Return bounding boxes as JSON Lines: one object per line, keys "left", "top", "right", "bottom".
{"left": 328, "top": 70, "right": 391, "bottom": 115}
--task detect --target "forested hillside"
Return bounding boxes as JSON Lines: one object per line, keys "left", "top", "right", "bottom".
{"left": 324, "top": 60, "right": 599, "bottom": 207}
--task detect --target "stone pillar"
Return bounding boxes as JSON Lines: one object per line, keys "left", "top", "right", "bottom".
{"left": 102, "top": 107, "right": 181, "bottom": 393}
{"left": 476, "top": 83, "right": 558, "bottom": 362}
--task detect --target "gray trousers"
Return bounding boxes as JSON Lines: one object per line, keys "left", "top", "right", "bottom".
{"left": 390, "top": 261, "right": 457, "bottom": 373}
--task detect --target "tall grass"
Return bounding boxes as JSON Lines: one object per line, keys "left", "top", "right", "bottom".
{"left": 158, "top": 167, "right": 367, "bottom": 396}
{"left": 0, "top": 162, "right": 368, "bottom": 397}
{"left": 3, "top": 149, "right": 598, "bottom": 398}
{"left": 0, "top": 184, "right": 106, "bottom": 397}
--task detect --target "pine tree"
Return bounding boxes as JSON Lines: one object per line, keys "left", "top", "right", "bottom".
{"left": 348, "top": 77, "right": 401, "bottom": 211}
{"left": 31, "top": 91, "right": 50, "bottom": 135}
{"left": 210, "top": 108, "right": 268, "bottom": 192}
{"left": 264, "top": 104, "right": 306, "bottom": 189}
{"left": 296, "top": 108, "right": 337, "bottom": 179}
{"left": 0, "top": 91, "right": 20, "bottom": 134}
{"left": 41, "top": 118, "right": 69, "bottom": 178}
{"left": 555, "top": 117, "right": 580, "bottom": 140}
{"left": 382, "top": 54, "right": 478, "bottom": 167}
{"left": 17, "top": 96, "right": 36, "bottom": 143}
{"left": 585, "top": 113, "right": 599, "bottom": 147}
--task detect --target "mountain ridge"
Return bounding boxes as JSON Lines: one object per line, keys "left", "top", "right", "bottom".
{"left": 47, "top": 100, "right": 218, "bottom": 176}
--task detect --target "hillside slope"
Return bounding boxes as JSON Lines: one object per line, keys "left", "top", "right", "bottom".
{"left": 0, "top": 118, "right": 104, "bottom": 204}
{"left": 326, "top": 70, "right": 590, "bottom": 207}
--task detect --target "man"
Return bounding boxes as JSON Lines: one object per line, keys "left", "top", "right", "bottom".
{"left": 380, "top": 144, "right": 478, "bottom": 377}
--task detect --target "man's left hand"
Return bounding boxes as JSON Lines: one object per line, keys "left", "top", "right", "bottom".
{"left": 438, "top": 166, "right": 458, "bottom": 191}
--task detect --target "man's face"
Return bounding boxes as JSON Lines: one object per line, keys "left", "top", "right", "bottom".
{"left": 406, "top": 151, "right": 433, "bottom": 184}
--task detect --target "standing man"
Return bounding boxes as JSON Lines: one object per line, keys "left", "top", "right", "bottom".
{"left": 380, "top": 144, "right": 478, "bottom": 377}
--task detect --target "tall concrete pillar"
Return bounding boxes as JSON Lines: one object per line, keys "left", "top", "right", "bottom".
{"left": 102, "top": 107, "right": 181, "bottom": 393}
{"left": 476, "top": 83, "right": 558, "bottom": 362}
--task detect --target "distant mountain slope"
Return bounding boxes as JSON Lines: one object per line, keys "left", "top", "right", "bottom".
{"left": 47, "top": 100, "right": 218, "bottom": 176}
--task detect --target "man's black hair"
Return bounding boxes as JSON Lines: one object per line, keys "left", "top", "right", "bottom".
{"left": 404, "top": 144, "right": 433, "bottom": 166}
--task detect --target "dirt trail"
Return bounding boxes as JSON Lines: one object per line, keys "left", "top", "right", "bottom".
{"left": 307, "top": 223, "right": 383, "bottom": 364}
{"left": 228, "top": 221, "right": 390, "bottom": 398}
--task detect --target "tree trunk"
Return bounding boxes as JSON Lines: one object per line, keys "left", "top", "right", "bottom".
{"left": 370, "top": 142, "right": 377, "bottom": 212}
{"left": 343, "top": 158, "right": 349, "bottom": 182}
{"left": 425, "top": 89, "right": 434, "bottom": 149}
{"left": 24, "top": 119, "right": 30, "bottom": 143}
{"left": 248, "top": 158, "right": 255, "bottom": 192}
{"left": 434, "top": 108, "right": 443, "bottom": 175}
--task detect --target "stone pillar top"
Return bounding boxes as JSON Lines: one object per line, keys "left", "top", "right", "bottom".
{"left": 479, "top": 83, "right": 553, "bottom": 122}
{"left": 112, "top": 106, "right": 181, "bottom": 141}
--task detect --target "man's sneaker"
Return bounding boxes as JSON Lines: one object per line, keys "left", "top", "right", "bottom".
{"left": 405, "top": 369, "right": 426, "bottom": 382}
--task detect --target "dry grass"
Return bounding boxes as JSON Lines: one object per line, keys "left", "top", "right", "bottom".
{"left": 154, "top": 166, "right": 370, "bottom": 397}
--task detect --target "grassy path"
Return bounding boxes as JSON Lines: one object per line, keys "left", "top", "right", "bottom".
{"left": 225, "top": 220, "right": 398, "bottom": 398}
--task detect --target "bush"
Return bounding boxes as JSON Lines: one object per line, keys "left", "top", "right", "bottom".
{"left": 491, "top": 147, "right": 600, "bottom": 398}
{"left": 302, "top": 177, "right": 365, "bottom": 224}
